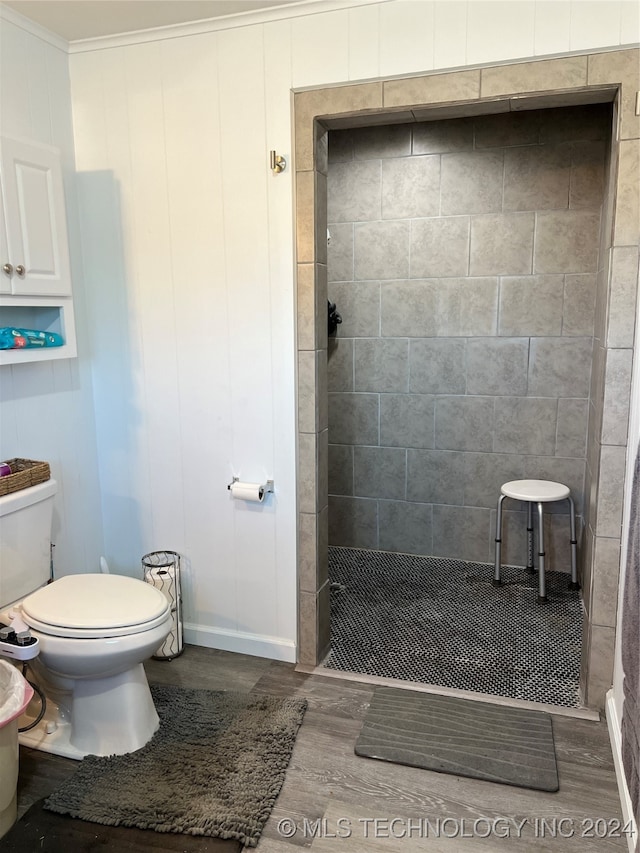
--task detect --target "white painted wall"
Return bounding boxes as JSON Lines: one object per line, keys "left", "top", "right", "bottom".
{"left": 64, "top": 0, "right": 640, "bottom": 661}
{"left": 0, "top": 17, "right": 103, "bottom": 576}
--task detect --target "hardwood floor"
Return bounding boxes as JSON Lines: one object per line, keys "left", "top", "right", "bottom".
{"left": 15, "top": 645, "right": 630, "bottom": 851}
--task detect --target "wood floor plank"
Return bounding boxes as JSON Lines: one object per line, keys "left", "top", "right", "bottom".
{"left": 13, "top": 645, "right": 628, "bottom": 851}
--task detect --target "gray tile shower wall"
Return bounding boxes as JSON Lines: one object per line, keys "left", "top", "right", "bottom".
{"left": 327, "top": 105, "right": 610, "bottom": 568}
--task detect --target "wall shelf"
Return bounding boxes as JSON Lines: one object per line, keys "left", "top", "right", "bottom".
{"left": 0, "top": 297, "right": 77, "bottom": 364}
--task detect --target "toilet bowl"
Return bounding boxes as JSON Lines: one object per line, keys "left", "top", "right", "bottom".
{"left": 0, "top": 479, "right": 171, "bottom": 760}
{"left": 10, "top": 574, "right": 171, "bottom": 759}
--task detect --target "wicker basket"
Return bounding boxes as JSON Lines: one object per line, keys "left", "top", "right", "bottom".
{"left": 0, "top": 458, "right": 51, "bottom": 497}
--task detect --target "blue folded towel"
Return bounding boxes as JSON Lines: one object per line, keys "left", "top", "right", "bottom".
{"left": 0, "top": 327, "right": 64, "bottom": 349}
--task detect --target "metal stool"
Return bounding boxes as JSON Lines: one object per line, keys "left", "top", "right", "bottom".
{"left": 493, "top": 479, "right": 580, "bottom": 603}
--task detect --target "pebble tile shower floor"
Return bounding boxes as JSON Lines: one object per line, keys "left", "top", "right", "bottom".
{"left": 323, "top": 546, "right": 583, "bottom": 708}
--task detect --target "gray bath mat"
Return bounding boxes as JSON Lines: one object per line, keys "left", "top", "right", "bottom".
{"left": 355, "top": 687, "right": 559, "bottom": 792}
{"left": 44, "top": 685, "right": 307, "bottom": 848}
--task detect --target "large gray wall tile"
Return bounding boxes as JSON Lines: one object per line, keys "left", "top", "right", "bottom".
{"left": 329, "top": 444, "right": 353, "bottom": 496}
{"left": 407, "top": 449, "right": 466, "bottom": 504}
{"left": 503, "top": 144, "right": 570, "bottom": 211}
{"left": 382, "top": 278, "right": 498, "bottom": 338}
{"left": 328, "top": 392, "right": 379, "bottom": 445}
{"left": 563, "top": 273, "right": 596, "bottom": 336}
{"left": 441, "top": 151, "right": 504, "bottom": 215}
{"left": 328, "top": 129, "right": 354, "bottom": 163}
{"left": 410, "top": 216, "right": 470, "bottom": 278}
{"left": 458, "top": 278, "right": 499, "bottom": 336}
{"left": 556, "top": 398, "right": 589, "bottom": 457}
{"left": 499, "top": 275, "right": 563, "bottom": 336}
{"left": 591, "top": 536, "right": 621, "bottom": 628}
{"left": 353, "top": 123, "right": 411, "bottom": 159}
{"left": 432, "top": 505, "right": 492, "bottom": 562}
{"left": 524, "top": 455, "right": 586, "bottom": 514}
{"left": 470, "top": 213, "right": 534, "bottom": 276}
{"left": 435, "top": 397, "right": 494, "bottom": 451}
{"left": 381, "top": 279, "right": 438, "bottom": 337}
{"left": 328, "top": 495, "right": 378, "bottom": 548}
{"left": 595, "top": 444, "right": 627, "bottom": 540}
{"left": 355, "top": 220, "right": 410, "bottom": 280}
{"left": 570, "top": 140, "right": 606, "bottom": 209}
{"left": 412, "top": 118, "right": 474, "bottom": 154}
{"left": 327, "top": 337, "right": 353, "bottom": 392}
{"left": 380, "top": 394, "right": 435, "bottom": 449}
{"left": 601, "top": 348, "right": 633, "bottom": 446}
{"left": 585, "top": 624, "right": 615, "bottom": 709}
{"left": 534, "top": 210, "right": 601, "bottom": 274}
{"left": 410, "top": 338, "right": 466, "bottom": 394}
{"left": 539, "top": 104, "right": 610, "bottom": 144}
{"left": 382, "top": 156, "right": 440, "bottom": 219}
{"left": 474, "top": 111, "right": 539, "bottom": 148}
{"left": 328, "top": 281, "right": 380, "bottom": 337}
{"left": 466, "top": 338, "right": 529, "bottom": 396}
{"left": 327, "top": 222, "right": 354, "bottom": 282}
{"left": 528, "top": 337, "right": 593, "bottom": 397}
{"left": 379, "top": 500, "right": 433, "bottom": 555}
{"left": 355, "top": 338, "right": 409, "bottom": 392}
{"left": 494, "top": 397, "right": 558, "bottom": 455}
{"left": 607, "top": 246, "right": 638, "bottom": 348}
{"left": 464, "top": 452, "right": 524, "bottom": 508}
{"left": 328, "top": 160, "right": 381, "bottom": 222}
{"left": 593, "top": 261, "right": 609, "bottom": 344}
{"left": 355, "top": 446, "right": 407, "bottom": 500}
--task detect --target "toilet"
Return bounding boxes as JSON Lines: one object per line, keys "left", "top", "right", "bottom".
{"left": 0, "top": 479, "right": 172, "bottom": 759}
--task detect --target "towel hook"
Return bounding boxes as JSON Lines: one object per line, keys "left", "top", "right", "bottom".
{"left": 269, "top": 150, "right": 286, "bottom": 174}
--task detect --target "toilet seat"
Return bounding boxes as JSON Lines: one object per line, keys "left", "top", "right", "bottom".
{"left": 21, "top": 574, "right": 170, "bottom": 639}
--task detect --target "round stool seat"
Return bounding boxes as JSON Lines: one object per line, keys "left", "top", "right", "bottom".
{"left": 501, "top": 479, "right": 570, "bottom": 503}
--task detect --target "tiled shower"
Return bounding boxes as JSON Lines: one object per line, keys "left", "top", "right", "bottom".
{"left": 327, "top": 105, "right": 611, "bottom": 570}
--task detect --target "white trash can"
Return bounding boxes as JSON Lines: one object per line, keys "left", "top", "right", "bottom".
{"left": 0, "top": 660, "right": 33, "bottom": 839}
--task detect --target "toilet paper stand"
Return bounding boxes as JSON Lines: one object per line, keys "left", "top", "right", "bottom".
{"left": 141, "top": 551, "right": 183, "bottom": 661}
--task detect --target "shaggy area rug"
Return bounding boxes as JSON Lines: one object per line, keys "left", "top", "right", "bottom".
{"left": 44, "top": 685, "right": 307, "bottom": 848}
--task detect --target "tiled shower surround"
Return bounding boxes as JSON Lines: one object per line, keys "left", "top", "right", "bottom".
{"left": 327, "top": 105, "right": 610, "bottom": 568}
{"left": 295, "top": 51, "right": 640, "bottom": 709}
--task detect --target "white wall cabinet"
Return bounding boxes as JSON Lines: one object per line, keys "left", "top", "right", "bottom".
{"left": 0, "top": 136, "right": 77, "bottom": 364}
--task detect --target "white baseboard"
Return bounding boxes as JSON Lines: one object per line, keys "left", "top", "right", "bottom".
{"left": 606, "top": 689, "right": 638, "bottom": 853}
{"left": 184, "top": 622, "right": 296, "bottom": 663}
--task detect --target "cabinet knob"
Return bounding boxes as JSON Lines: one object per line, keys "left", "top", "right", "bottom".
{"left": 2, "top": 263, "right": 12, "bottom": 275}
{"left": 15, "top": 265, "right": 25, "bottom": 276}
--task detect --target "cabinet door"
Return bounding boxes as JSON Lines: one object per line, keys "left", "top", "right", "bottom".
{"left": 0, "top": 137, "right": 71, "bottom": 296}
{"left": 0, "top": 181, "right": 10, "bottom": 294}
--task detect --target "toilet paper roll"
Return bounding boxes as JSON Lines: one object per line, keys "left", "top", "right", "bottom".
{"left": 145, "top": 565, "right": 183, "bottom": 659}
{"left": 230, "top": 481, "right": 265, "bottom": 502}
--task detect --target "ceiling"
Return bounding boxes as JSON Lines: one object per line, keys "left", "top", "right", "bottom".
{"left": 3, "top": 0, "right": 305, "bottom": 41}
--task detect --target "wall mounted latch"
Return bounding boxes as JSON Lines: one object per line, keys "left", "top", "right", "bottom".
{"left": 328, "top": 301, "right": 342, "bottom": 336}
{"left": 269, "top": 150, "right": 286, "bottom": 174}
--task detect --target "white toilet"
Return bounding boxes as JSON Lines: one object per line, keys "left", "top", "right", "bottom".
{"left": 0, "top": 479, "right": 172, "bottom": 759}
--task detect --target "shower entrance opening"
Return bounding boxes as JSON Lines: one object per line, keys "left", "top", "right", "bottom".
{"left": 294, "top": 51, "right": 638, "bottom": 713}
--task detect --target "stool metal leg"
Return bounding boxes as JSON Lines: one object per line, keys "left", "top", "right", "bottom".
{"left": 567, "top": 495, "right": 580, "bottom": 591}
{"left": 526, "top": 501, "right": 535, "bottom": 573}
{"left": 493, "top": 494, "right": 506, "bottom": 587}
{"left": 537, "top": 501, "right": 547, "bottom": 603}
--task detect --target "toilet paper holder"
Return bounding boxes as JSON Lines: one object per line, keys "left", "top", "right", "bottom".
{"left": 227, "top": 477, "right": 274, "bottom": 494}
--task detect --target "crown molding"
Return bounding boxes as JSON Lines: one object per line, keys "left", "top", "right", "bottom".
{"left": 67, "top": 0, "right": 389, "bottom": 54}
{"left": 0, "top": 3, "right": 69, "bottom": 52}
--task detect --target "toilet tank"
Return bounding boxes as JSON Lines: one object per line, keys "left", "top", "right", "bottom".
{"left": 0, "top": 479, "right": 57, "bottom": 609}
